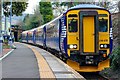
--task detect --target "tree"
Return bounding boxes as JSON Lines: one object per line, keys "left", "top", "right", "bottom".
{"left": 52, "top": 2, "right": 64, "bottom": 16}
{"left": 118, "top": 1, "right": 120, "bottom": 12}
{"left": 3, "top": 2, "right": 28, "bottom": 37}
{"left": 31, "top": 6, "right": 44, "bottom": 28}
{"left": 3, "top": 2, "right": 28, "bottom": 17}
{"left": 39, "top": 1, "right": 53, "bottom": 24}
{"left": 118, "top": 1, "right": 120, "bottom": 46}
{"left": 23, "top": 6, "right": 44, "bottom": 30}
{"left": 60, "top": 2, "right": 92, "bottom": 9}
{"left": 52, "top": 2, "right": 94, "bottom": 17}
{"left": 23, "top": 14, "right": 32, "bottom": 30}
{"left": 60, "top": 2, "right": 74, "bottom": 9}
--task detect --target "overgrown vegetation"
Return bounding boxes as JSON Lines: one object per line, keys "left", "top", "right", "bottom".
{"left": 100, "top": 2, "right": 120, "bottom": 78}
{"left": 23, "top": 1, "right": 53, "bottom": 30}
{"left": 3, "top": 43, "right": 10, "bottom": 49}
{"left": 22, "top": 7, "right": 43, "bottom": 30}
{"left": 23, "top": 9, "right": 43, "bottom": 30}
{"left": 110, "top": 46, "right": 120, "bottom": 70}
{"left": 100, "top": 46, "right": 120, "bottom": 79}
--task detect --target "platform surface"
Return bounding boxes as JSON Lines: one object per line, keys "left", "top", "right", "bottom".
{"left": 2, "top": 43, "right": 40, "bottom": 79}
{"left": 2, "top": 42, "right": 85, "bottom": 80}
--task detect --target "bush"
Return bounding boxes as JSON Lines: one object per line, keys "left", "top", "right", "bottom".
{"left": 110, "top": 46, "right": 120, "bottom": 70}
{"left": 3, "top": 44, "right": 10, "bottom": 49}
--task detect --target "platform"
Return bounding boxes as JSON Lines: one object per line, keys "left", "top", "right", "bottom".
{"left": 2, "top": 42, "right": 85, "bottom": 79}
{"left": 2, "top": 43, "right": 39, "bottom": 79}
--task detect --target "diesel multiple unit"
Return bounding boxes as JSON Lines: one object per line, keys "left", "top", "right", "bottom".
{"left": 22, "top": 4, "right": 113, "bottom": 72}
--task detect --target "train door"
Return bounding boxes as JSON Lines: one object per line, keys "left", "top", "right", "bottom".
{"left": 79, "top": 11, "right": 99, "bottom": 53}
{"left": 43, "top": 26, "right": 46, "bottom": 47}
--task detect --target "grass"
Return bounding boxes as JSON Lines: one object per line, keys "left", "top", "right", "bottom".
{"left": 3, "top": 44, "right": 10, "bottom": 49}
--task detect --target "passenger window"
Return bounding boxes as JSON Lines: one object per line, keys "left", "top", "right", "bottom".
{"left": 68, "top": 19, "right": 78, "bottom": 32}
{"left": 99, "top": 19, "right": 108, "bottom": 32}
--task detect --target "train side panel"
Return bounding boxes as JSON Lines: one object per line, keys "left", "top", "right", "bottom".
{"left": 36, "top": 27, "right": 45, "bottom": 46}
{"left": 33, "top": 30, "right": 36, "bottom": 44}
{"left": 46, "top": 19, "right": 60, "bottom": 51}
{"left": 21, "top": 32, "right": 28, "bottom": 43}
{"left": 28, "top": 31, "right": 33, "bottom": 44}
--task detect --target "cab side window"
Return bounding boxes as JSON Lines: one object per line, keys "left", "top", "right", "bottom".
{"left": 99, "top": 19, "right": 108, "bottom": 32}
{"left": 68, "top": 19, "right": 78, "bottom": 32}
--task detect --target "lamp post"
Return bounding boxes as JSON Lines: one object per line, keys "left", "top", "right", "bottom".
{"left": 10, "top": 0, "right": 12, "bottom": 34}
{"left": 0, "top": 0, "right": 3, "bottom": 54}
{"left": 0, "top": 1, "right": 2, "bottom": 79}
{"left": 9, "top": 0, "right": 12, "bottom": 48}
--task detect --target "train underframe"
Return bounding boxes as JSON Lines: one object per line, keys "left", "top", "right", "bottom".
{"left": 67, "top": 51, "right": 110, "bottom": 72}
{"left": 41, "top": 45, "right": 110, "bottom": 72}
{"left": 22, "top": 41, "right": 110, "bottom": 72}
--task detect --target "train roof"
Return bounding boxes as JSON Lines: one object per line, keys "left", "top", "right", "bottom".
{"left": 64, "top": 4, "right": 110, "bottom": 14}
{"left": 22, "top": 30, "right": 29, "bottom": 34}
{"left": 22, "top": 14, "right": 63, "bottom": 34}
{"left": 46, "top": 14, "right": 63, "bottom": 26}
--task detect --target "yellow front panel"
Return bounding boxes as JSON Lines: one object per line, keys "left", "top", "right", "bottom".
{"left": 83, "top": 17, "right": 95, "bottom": 52}
{"left": 68, "top": 33, "right": 79, "bottom": 44}
{"left": 66, "top": 9, "right": 110, "bottom": 56}
{"left": 97, "top": 10, "right": 110, "bottom": 55}
{"left": 66, "top": 9, "right": 110, "bottom": 72}
{"left": 67, "top": 10, "right": 79, "bottom": 56}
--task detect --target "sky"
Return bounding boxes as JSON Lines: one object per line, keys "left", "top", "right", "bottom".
{"left": 24, "top": 0, "right": 40, "bottom": 14}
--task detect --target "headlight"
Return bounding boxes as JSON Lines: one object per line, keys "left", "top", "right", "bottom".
{"left": 104, "top": 44, "right": 107, "bottom": 48}
{"left": 69, "top": 45, "right": 74, "bottom": 49}
{"left": 73, "top": 45, "right": 77, "bottom": 48}
{"left": 69, "top": 44, "right": 77, "bottom": 49}
{"left": 100, "top": 45, "right": 104, "bottom": 48}
{"left": 100, "top": 44, "right": 109, "bottom": 48}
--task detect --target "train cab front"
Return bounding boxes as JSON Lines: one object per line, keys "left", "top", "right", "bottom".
{"left": 66, "top": 6, "right": 112, "bottom": 72}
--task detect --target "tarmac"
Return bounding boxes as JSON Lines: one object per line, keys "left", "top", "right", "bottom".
{"left": 2, "top": 43, "right": 40, "bottom": 79}
{"left": 1, "top": 42, "right": 85, "bottom": 80}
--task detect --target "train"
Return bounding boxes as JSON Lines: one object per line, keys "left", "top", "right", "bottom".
{"left": 21, "top": 4, "right": 113, "bottom": 72}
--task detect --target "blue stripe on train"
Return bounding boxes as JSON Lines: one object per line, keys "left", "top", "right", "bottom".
{"left": 110, "top": 15, "right": 113, "bottom": 54}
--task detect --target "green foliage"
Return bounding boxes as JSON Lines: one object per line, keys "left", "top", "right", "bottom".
{"left": 3, "top": 2, "right": 28, "bottom": 17}
{"left": 23, "top": 6, "right": 43, "bottom": 30}
{"left": 39, "top": 2, "right": 53, "bottom": 24}
{"left": 110, "top": 46, "right": 120, "bottom": 70}
{"left": 60, "top": 2, "right": 74, "bottom": 8}
{"left": 60, "top": 2, "right": 82, "bottom": 8}
{"left": 3, "top": 44, "right": 10, "bottom": 49}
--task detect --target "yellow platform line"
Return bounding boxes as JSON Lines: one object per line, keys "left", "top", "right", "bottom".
{"left": 24, "top": 44, "right": 56, "bottom": 79}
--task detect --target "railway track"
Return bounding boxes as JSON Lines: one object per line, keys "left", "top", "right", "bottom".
{"left": 79, "top": 72, "right": 108, "bottom": 80}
